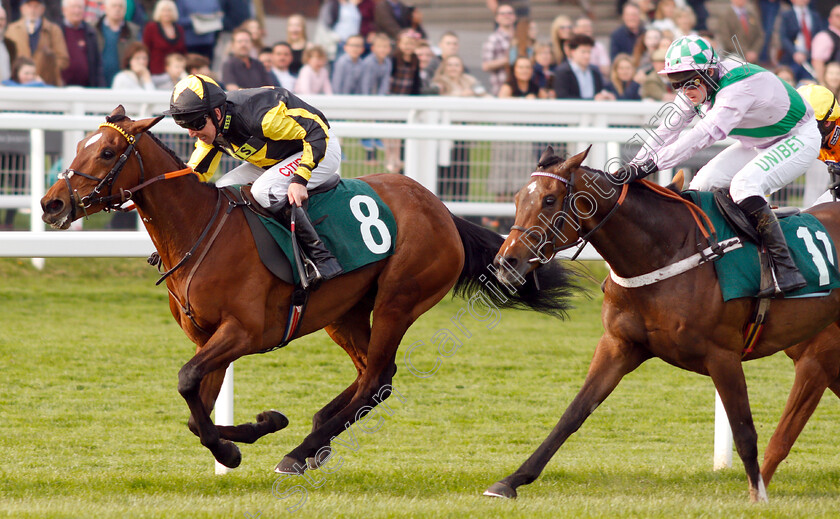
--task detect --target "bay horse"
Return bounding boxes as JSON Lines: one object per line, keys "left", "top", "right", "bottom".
{"left": 488, "top": 145, "right": 840, "bottom": 502}
{"left": 40, "top": 106, "right": 577, "bottom": 474}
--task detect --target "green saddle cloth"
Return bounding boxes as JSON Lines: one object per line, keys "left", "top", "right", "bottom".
{"left": 257, "top": 178, "right": 397, "bottom": 284}
{"left": 685, "top": 191, "right": 840, "bottom": 301}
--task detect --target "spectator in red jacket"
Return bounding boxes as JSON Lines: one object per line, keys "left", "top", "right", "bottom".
{"left": 142, "top": 0, "right": 186, "bottom": 75}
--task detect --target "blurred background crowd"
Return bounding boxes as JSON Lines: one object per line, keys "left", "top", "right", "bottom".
{"left": 0, "top": 0, "right": 836, "bottom": 102}
{"left": 1, "top": 0, "right": 839, "bottom": 228}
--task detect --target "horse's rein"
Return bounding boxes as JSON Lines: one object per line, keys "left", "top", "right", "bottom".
{"left": 639, "top": 179, "right": 716, "bottom": 240}
{"left": 510, "top": 171, "right": 719, "bottom": 266}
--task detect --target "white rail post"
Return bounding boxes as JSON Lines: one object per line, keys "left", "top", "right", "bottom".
{"left": 214, "top": 364, "right": 234, "bottom": 475}
{"left": 29, "top": 128, "right": 45, "bottom": 270}
{"left": 714, "top": 389, "right": 733, "bottom": 470}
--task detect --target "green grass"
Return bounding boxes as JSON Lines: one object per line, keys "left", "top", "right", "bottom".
{"left": 1, "top": 258, "right": 838, "bottom": 518}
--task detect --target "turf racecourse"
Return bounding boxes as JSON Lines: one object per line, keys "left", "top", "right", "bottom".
{"left": 1, "top": 257, "right": 838, "bottom": 518}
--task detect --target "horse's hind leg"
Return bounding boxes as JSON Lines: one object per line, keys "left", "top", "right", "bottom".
{"left": 312, "top": 297, "right": 374, "bottom": 434}
{"left": 762, "top": 354, "right": 831, "bottom": 486}
{"left": 274, "top": 299, "right": 407, "bottom": 474}
{"left": 762, "top": 326, "right": 840, "bottom": 486}
{"left": 298, "top": 300, "right": 374, "bottom": 470}
{"left": 187, "top": 366, "right": 290, "bottom": 444}
{"left": 485, "top": 335, "right": 649, "bottom": 499}
{"left": 706, "top": 352, "right": 766, "bottom": 503}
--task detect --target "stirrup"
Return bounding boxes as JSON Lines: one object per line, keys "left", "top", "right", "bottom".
{"left": 301, "top": 257, "right": 323, "bottom": 291}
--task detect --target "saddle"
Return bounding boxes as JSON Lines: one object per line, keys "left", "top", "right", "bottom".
{"left": 224, "top": 176, "right": 343, "bottom": 285}
{"left": 712, "top": 188, "right": 800, "bottom": 245}
{"left": 712, "top": 188, "right": 805, "bottom": 307}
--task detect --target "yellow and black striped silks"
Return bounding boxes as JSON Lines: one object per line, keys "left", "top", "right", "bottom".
{"left": 187, "top": 87, "right": 330, "bottom": 184}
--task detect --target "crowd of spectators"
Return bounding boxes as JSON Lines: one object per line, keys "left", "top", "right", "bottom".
{"left": 1, "top": 0, "right": 837, "bottom": 105}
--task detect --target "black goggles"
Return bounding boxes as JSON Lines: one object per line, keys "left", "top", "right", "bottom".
{"left": 173, "top": 112, "right": 208, "bottom": 131}
{"left": 671, "top": 76, "right": 704, "bottom": 91}
{"left": 818, "top": 119, "right": 837, "bottom": 138}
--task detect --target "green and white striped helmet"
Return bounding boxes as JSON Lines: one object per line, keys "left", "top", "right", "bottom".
{"left": 658, "top": 35, "right": 718, "bottom": 76}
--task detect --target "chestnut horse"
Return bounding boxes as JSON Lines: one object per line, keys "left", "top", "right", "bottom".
{"left": 40, "top": 107, "right": 577, "bottom": 474}
{"left": 488, "top": 146, "right": 840, "bottom": 502}
{"left": 762, "top": 324, "right": 840, "bottom": 485}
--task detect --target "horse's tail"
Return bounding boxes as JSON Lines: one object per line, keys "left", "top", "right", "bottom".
{"left": 450, "top": 214, "right": 578, "bottom": 319}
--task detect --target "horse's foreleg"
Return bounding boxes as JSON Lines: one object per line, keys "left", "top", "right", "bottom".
{"left": 484, "top": 335, "right": 649, "bottom": 499}
{"left": 830, "top": 380, "right": 840, "bottom": 398}
{"left": 187, "top": 367, "right": 289, "bottom": 444}
{"left": 178, "top": 321, "right": 253, "bottom": 468}
{"left": 706, "top": 352, "right": 766, "bottom": 503}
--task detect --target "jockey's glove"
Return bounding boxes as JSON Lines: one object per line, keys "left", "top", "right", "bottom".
{"left": 614, "top": 158, "right": 658, "bottom": 183}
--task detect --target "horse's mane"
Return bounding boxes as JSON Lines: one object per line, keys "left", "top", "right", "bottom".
{"left": 106, "top": 113, "right": 189, "bottom": 170}
{"left": 145, "top": 131, "right": 189, "bottom": 170}
{"left": 576, "top": 163, "right": 685, "bottom": 202}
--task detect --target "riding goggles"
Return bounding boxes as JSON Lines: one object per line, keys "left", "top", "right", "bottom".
{"left": 173, "top": 112, "right": 208, "bottom": 131}
{"left": 670, "top": 75, "right": 704, "bottom": 92}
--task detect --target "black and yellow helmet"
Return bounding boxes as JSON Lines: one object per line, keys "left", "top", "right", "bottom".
{"left": 165, "top": 74, "right": 226, "bottom": 129}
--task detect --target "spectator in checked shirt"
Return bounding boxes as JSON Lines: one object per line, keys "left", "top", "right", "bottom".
{"left": 481, "top": 3, "right": 515, "bottom": 96}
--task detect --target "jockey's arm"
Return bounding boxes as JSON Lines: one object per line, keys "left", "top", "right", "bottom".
{"left": 642, "top": 88, "right": 750, "bottom": 171}
{"left": 633, "top": 95, "right": 696, "bottom": 164}
{"left": 187, "top": 139, "right": 223, "bottom": 182}
{"left": 261, "top": 104, "right": 330, "bottom": 187}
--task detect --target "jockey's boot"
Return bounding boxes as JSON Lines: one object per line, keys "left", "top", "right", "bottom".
{"left": 290, "top": 205, "right": 344, "bottom": 288}
{"left": 268, "top": 203, "right": 344, "bottom": 289}
{"left": 739, "top": 196, "right": 807, "bottom": 297}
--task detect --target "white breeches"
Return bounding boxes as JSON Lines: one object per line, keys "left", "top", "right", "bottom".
{"left": 688, "top": 121, "right": 821, "bottom": 203}
{"left": 216, "top": 129, "right": 342, "bottom": 208}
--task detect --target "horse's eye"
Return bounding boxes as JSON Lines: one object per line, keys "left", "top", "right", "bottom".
{"left": 544, "top": 195, "right": 557, "bottom": 207}
{"left": 101, "top": 149, "right": 115, "bottom": 160}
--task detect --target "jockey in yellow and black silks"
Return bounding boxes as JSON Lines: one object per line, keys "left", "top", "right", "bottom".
{"left": 164, "top": 74, "right": 343, "bottom": 286}
{"left": 798, "top": 84, "right": 840, "bottom": 205}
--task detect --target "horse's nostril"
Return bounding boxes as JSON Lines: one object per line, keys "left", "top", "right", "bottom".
{"left": 496, "top": 256, "right": 518, "bottom": 271}
{"left": 44, "top": 199, "right": 65, "bottom": 215}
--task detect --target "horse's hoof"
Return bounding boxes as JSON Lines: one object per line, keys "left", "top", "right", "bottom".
{"left": 275, "top": 455, "right": 307, "bottom": 475}
{"left": 483, "top": 481, "right": 517, "bottom": 499}
{"left": 257, "top": 410, "right": 289, "bottom": 433}
{"left": 215, "top": 440, "right": 242, "bottom": 469}
{"left": 306, "top": 447, "right": 332, "bottom": 470}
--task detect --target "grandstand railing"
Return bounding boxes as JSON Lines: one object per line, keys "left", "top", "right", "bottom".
{"left": 0, "top": 86, "right": 736, "bottom": 256}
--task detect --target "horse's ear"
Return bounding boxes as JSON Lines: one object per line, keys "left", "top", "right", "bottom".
{"left": 538, "top": 145, "right": 555, "bottom": 166}
{"left": 109, "top": 105, "right": 126, "bottom": 119}
{"left": 564, "top": 145, "right": 591, "bottom": 170}
{"left": 131, "top": 115, "right": 165, "bottom": 134}
{"left": 666, "top": 169, "right": 685, "bottom": 192}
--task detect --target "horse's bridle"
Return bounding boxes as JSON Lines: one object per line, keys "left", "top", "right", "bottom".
{"left": 59, "top": 122, "right": 196, "bottom": 222}
{"left": 59, "top": 122, "right": 147, "bottom": 220}
{"left": 510, "top": 169, "right": 628, "bottom": 263}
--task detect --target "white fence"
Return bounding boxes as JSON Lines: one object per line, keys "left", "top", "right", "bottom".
{"left": 0, "top": 88, "right": 733, "bottom": 471}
